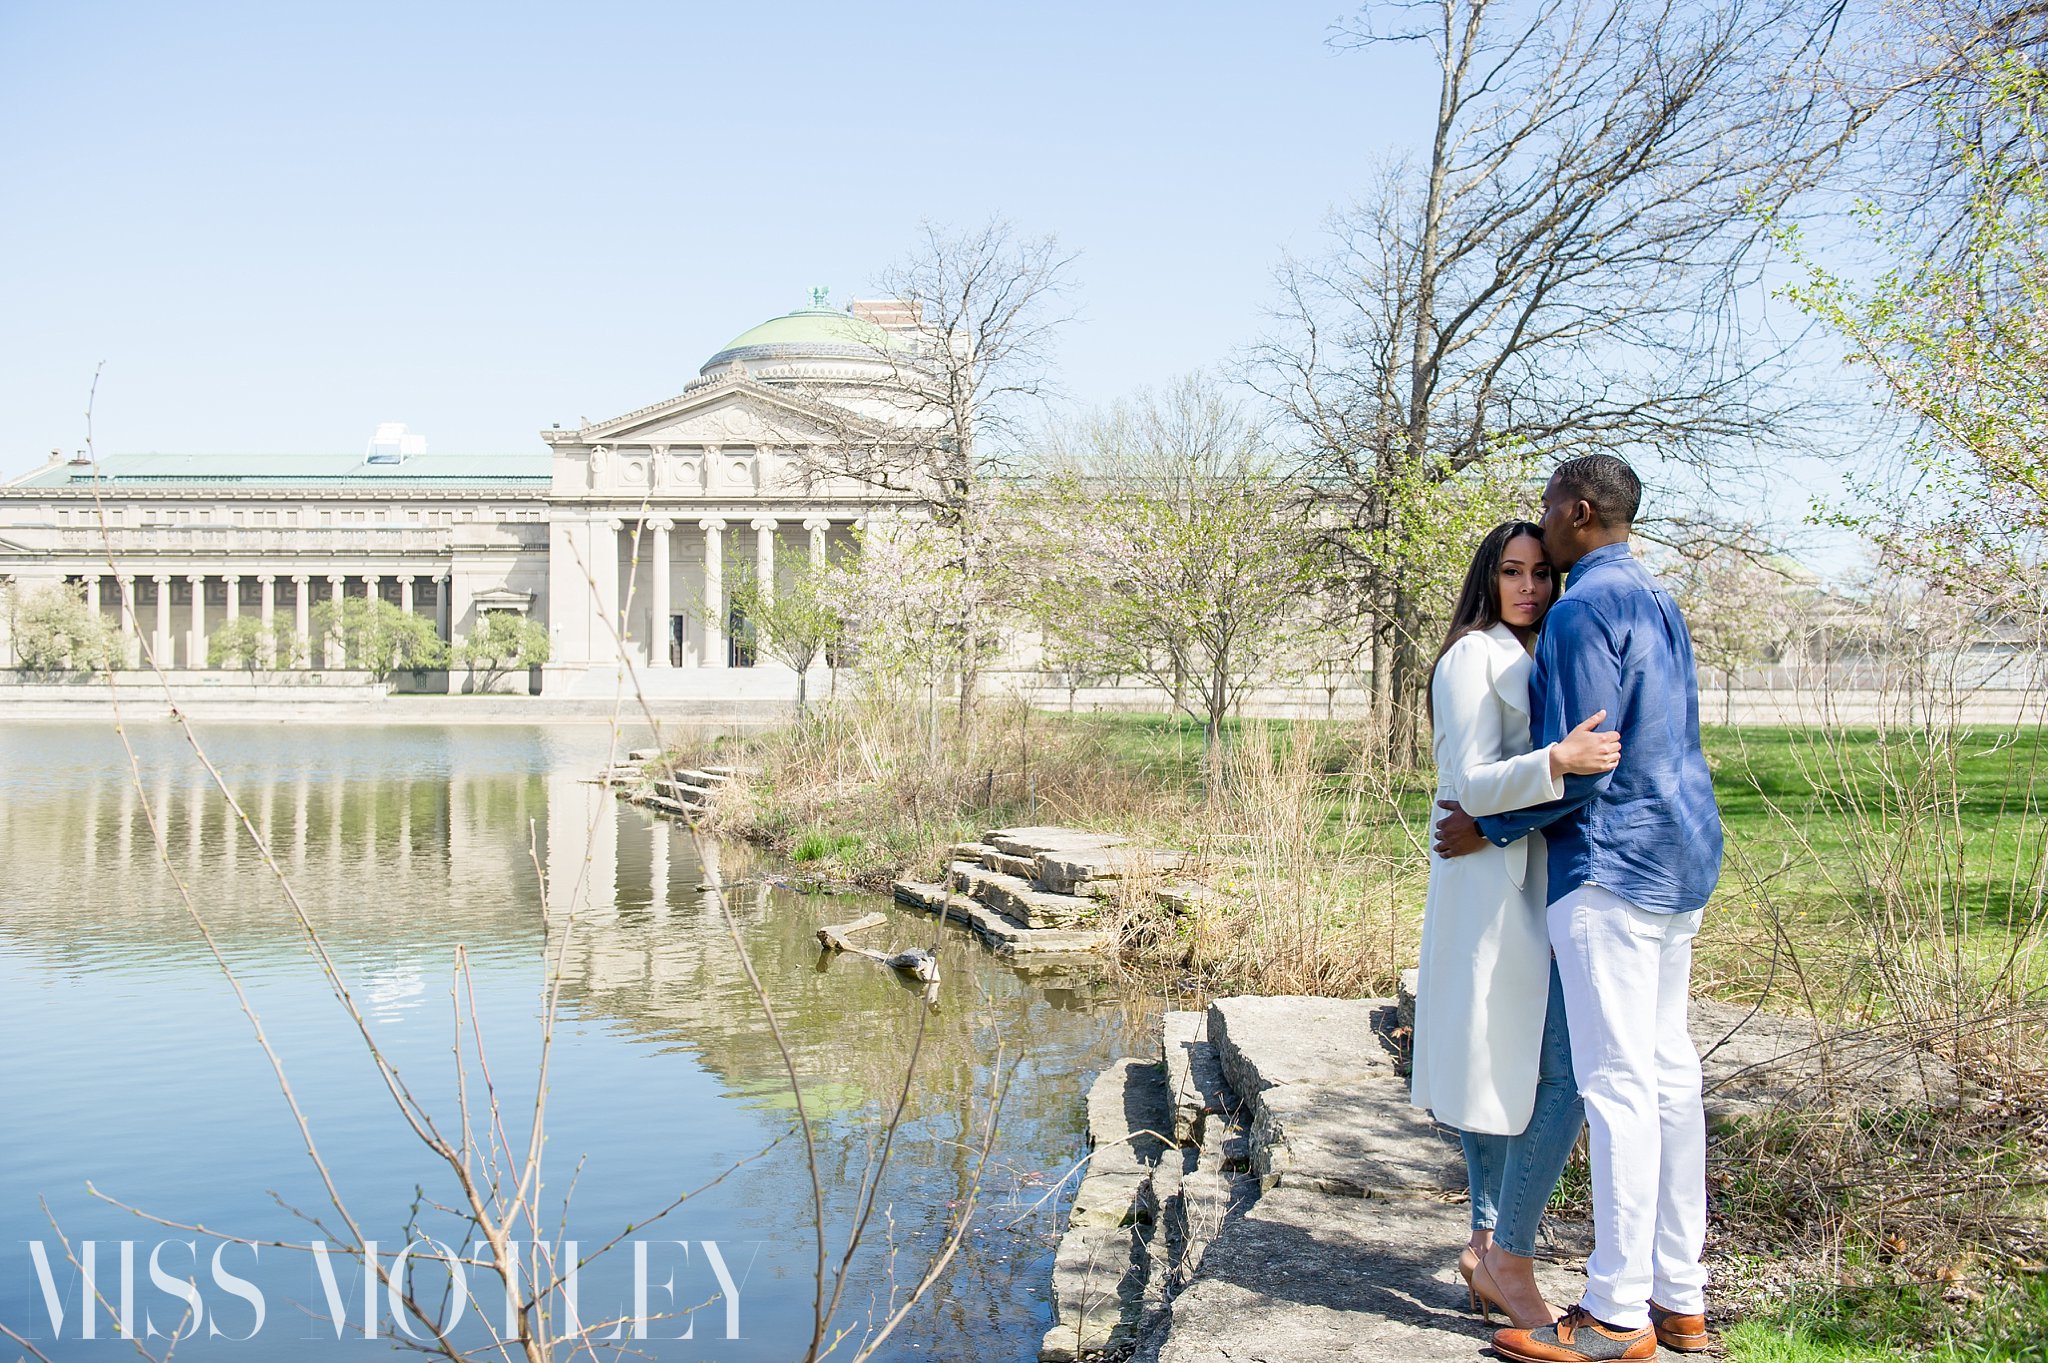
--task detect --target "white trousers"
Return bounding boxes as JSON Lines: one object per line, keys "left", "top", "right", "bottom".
{"left": 1548, "top": 884, "right": 1709, "bottom": 1328}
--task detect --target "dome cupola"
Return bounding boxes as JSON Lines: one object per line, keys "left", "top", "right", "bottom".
{"left": 700, "top": 288, "right": 906, "bottom": 378}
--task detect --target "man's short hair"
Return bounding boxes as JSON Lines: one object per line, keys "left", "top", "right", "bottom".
{"left": 1550, "top": 454, "right": 1641, "bottom": 527}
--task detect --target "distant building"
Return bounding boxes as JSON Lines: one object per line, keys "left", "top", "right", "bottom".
{"left": 0, "top": 295, "right": 930, "bottom": 695}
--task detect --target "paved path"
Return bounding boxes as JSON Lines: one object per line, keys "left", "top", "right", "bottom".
{"left": 1084, "top": 990, "right": 1954, "bottom": 1362}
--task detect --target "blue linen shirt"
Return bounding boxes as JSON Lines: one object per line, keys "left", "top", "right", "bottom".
{"left": 1472, "top": 542, "right": 1724, "bottom": 913}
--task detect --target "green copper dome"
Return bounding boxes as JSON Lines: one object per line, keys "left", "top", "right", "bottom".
{"left": 701, "top": 289, "right": 904, "bottom": 373}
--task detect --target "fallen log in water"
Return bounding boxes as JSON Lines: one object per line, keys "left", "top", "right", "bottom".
{"left": 815, "top": 912, "right": 888, "bottom": 953}
{"left": 816, "top": 914, "right": 941, "bottom": 986}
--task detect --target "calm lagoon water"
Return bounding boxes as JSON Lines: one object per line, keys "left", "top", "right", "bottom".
{"left": 0, "top": 722, "right": 1157, "bottom": 1360}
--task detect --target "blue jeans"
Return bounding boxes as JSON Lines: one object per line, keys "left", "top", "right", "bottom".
{"left": 1458, "top": 959, "right": 1584, "bottom": 1256}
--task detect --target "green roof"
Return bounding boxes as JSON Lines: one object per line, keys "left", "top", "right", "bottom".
{"left": 708, "top": 305, "right": 895, "bottom": 361}
{"left": 9, "top": 451, "right": 552, "bottom": 489}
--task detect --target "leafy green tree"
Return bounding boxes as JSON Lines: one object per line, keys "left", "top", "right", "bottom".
{"left": 8, "top": 584, "right": 118, "bottom": 674}
{"left": 207, "top": 616, "right": 270, "bottom": 670}
{"left": 1018, "top": 376, "right": 1327, "bottom": 781}
{"left": 269, "top": 613, "right": 306, "bottom": 669}
{"left": 1781, "top": 54, "right": 2048, "bottom": 603}
{"left": 311, "top": 595, "right": 447, "bottom": 680}
{"left": 454, "top": 611, "right": 550, "bottom": 693}
{"left": 727, "top": 555, "right": 844, "bottom": 716}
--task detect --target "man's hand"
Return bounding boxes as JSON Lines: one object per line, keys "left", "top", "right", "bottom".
{"left": 1433, "top": 800, "right": 1488, "bottom": 859}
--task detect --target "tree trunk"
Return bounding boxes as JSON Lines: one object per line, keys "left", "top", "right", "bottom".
{"left": 1388, "top": 584, "right": 1429, "bottom": 768}
{"left": 1204, "top": 661, "right": 1229, "bottom": 799}
{"left": 954, "top": 608, "right": 979, "bottom": 737}
{"left": 1368, "top": 616, "right": 1391, "bottom": 765}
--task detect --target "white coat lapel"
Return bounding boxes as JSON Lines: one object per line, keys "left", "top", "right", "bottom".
{"left": 1485, "top": 622, "right": 1532, "bottom": 718}
{"left": 1483, "top": 623, "right": 1534, "bottom": 889}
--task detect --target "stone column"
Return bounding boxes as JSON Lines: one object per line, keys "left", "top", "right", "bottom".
{"left": 649, "top": 519, "right": 672, "bottom": 668}
{"left": 751, "top": 518, "right": 778, "bottom": 605}
{"left": 699, "top": 518, "right": 726, "bottom": 668}
{"left": 365, "top": 574, "right": 382, "bottom": 612}
{"left": 398, "top": 574, "right": 414, "bottom": 615}
{"left": 436, "top": 571, "right": 453, "bottom": 641}
{"left": 0, "top": 576, "right": 11, "bottom": 667}
{"left": 258, "top": 575, "right": 276, "bottom": 667}
{"left": 448, "top": 571, "right": 472, "bottom": 645}
{"left": 649, "top": 819, "right": 670, "bottom": 917}
{"left": 79, "top": 573, "right": 101, "bottom": 644}
{"left": 326, "top": 574, "right": 346, "bottom": 668}
{"left": 804, "top": 516, "right": 831, "bottom": 567}
{"left": 602, "top": 519, "right": 624, "bottom": 646}
{"left": 292, "top": 575, "right": 311, "bottom": 668}
{"left": 116, "top": 574, "right": 138, "bottom": 668}
{"left": 152, "top": 574, "right": 172, "bottom": 665}
{"left": 187, "top": 573, "right": 206, "bottom": 668}
{"left": 223, "top": 573, "right": 241, "bottom": 625}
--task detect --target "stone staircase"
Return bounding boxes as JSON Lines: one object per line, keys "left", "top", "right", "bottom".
{"left": 603, "top": 748, "right": 750, "bottom": 822}
{"left": 1042, "top": 995, "right": 1568, "bottom": 1363}
{"left": 893, "top": 825, "right": 1186, "bottom": 958}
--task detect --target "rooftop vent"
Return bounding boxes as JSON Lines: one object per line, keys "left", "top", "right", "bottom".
{"left": 365, "top": 421, "right": 427, "bottom": 465}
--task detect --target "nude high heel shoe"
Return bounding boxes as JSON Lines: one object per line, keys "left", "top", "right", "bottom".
{"left": 1457, "top": 1246, "right": 1487, "bottom": 1316}
{"left": 1472, "top": 1256, "right": 1553, "bottom": 1331}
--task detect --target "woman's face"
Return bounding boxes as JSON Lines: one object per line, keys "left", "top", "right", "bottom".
{"left": 1497, "top": 533, "right": 1556, "bottom": 631}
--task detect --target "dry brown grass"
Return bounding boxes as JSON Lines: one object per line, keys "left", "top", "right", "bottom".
{"left": 668, "top": 694, "right": 1424, "bottom": 998}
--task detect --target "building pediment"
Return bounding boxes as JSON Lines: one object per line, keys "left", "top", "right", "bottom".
{"left": 562, "top": 377, "right": 878, "bottom": 451}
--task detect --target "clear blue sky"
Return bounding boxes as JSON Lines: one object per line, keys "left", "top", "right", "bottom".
{"left": 1, "top": 0, "right": 1440, "bottom": 470}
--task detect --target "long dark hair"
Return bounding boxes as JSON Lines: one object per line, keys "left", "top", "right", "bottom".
{"left": 1433, "top": 520, "right": 1553, "bottom": 677}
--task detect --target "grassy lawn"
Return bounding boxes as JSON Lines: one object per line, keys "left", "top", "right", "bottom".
{"left": 1024, "top": 712, "right": 2048, "bottom": 1361}
{"left": 1719, "top": 1271, "right": 2048, "bottom": 1363}
{"left": 1021, "top": 712, "right": 2048, "bottom": 1008}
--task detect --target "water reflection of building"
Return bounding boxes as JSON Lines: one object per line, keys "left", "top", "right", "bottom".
{"left": 3, "top": 729, "right": 1148, "bottom": 1142}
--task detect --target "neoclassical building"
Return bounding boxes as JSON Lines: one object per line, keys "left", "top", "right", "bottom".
{"left": 0, "top": 295, "right": 930, "bottom": 695}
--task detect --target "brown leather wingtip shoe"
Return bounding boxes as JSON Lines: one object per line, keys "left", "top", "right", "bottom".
{"left": 1650, "top": 1301, "right": 1710, "bottom": 1352}
{"left": 1492, "top": 1306, "right": 1656, "bottom": 1362}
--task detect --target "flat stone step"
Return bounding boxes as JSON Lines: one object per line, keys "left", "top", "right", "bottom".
{"left": 1207, "top": 996, "right": 1397, "bottom": 1098}
{"left": 1044, "top": 1224, "right": 1150, "bottom": 1357}
{"left": 1249, "top": 1081, "right": 1463, "bottom": 1197}
{"left": 984, "top": 825, "right": 1130, "bottom": 859}
{"left": 1161, "top": 1012, "right": 1238, "bottom": 1147}
{"left": 949, "top": 840, "right": 998, "bottom": 863}
{"left": 948, "top": 860, "right": 1098, "bottom": 929}
{"left": 1088, "top": 1058, "right": 1172, "bottom": 1173}
{"left": 1038, "top": 846, "right": 1187, "bottom": 895}
{"left": 675, "top": 768, "right": 733, "bottom": 785}
{"left": 891, "top": 881, "right": 1114, "bottom": 957}
{"left": 985, "top": 849, "right": 1039, "bottom": 879}
{"left": 1198, "top": 1109, "right": 1253, "bottom": 1173}
{"left": 1042, "top": 1056, "right": 1173, "bottom": 1361}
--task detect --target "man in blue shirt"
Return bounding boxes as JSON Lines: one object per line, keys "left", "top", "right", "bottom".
{"left": 1435, "top": 454, "right": 1720, "bottom": 1362}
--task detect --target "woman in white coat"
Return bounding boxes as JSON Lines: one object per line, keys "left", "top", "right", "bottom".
{"left": 1410, "top": 521, "right": 1619, "bottom": 1329}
